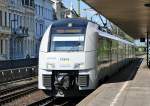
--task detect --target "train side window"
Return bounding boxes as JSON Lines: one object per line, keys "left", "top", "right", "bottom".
{"left": 111, "top": 40, "right": 118, "bottom": 62}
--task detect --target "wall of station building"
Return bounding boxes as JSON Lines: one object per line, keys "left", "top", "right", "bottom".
{"left": 0, "top": 0, "right": 36, "bottom": 60}
{"left": 0, "top": 0, "right": 79, "bottom": 60}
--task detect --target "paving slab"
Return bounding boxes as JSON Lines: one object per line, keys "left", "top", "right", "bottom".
{"left": 77, "top": 57, "right": 150, "bottom": 106}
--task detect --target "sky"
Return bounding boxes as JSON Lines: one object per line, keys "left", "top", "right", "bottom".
{"left": 62, "top": 0, "right": 92, "bottom": 17}
{"left": 62, "top": 0, "right": 106, "bottom": 25}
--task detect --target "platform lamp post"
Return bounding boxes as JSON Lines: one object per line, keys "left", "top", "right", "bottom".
{"left": 144, "top": 3, "right": 150, "bottom": 67}
{"left": 147, "top": 32, "right": 150, "bottom": 67}
{"left": 10, "top": 19, "right": 17, "bottom": 60}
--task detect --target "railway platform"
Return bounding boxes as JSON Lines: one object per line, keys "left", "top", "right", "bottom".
{"left": 77, "top": 56, "right": 150, "bottom": 106}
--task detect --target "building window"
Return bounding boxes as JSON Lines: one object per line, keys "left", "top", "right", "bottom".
{"left": 13, "top": 14, "right": 16, "bottom": 29}
{"left": 22, "top": 0, "right": 25, "bottom": 5}
{"left": 39, "top": 5, "right": 40, "bottom": 15}
{"left": 18, "top": 15, "right": 20, "bottom": 27}
{"left": 28, "top": 16, "right": 30, "bottom": 31}
{"left": 5, "top": 39, "right": 8, "bottom": 53}
{"left": 24, "top": 39, "right": 26, "bottom": 54}
{"left": 42, "top": 7, "right": 43, "bottom": 16}
{"left": 28, "top": 16, "right": 30, "bottom": 28}
{"left": 16, "top": 40, "right": 19, "bottom": 56}
{"left": 17, "top": 15, "right": 19, "bottom": 27}
{"left": 0, "top": 10, "right": 2, "bottom": 26}
{"left": 5, "top": 12, "right": 7, "bottom": 27}
{"left": 25, "top": 0, "right": 29, "bottom": 6}
{"left": 45, "top": 9, "right": 47, "bottom": 19}
{"left": 30, "top": 0, "right": 34, "bottom": 7}
{"left": 16, "top": 15, "right": 17, "bottom": 29}
{"left": 40, "top": 6, "right": 41, "bottom": 16}
{"left": 9, "top": 0, "right": 15, "bottom": 6}
{"left": 9, "top": 13, "right": 11, "bottom": 27}
{"left": 19, "top": 0, "right": 22, "bottom": 6}
{"left": 35, "top": 4, "right": 37, "bottom": 14}
{"left": 21, "top": 41, "right": 23, "bottom": 56}
{"left": 36, "top": 23, "right": 37, "bottom": 32}
{"left": 23, "top": 16, "right": 25, "bottom": 27}
{"left": 20, "top": 16, "right": 22, "bottom": 27}
{"left": 0, "top": 40, "right": 3, "bottom": 54}
{"left": 40, "top": 24, "right": 43, "bottom": 36}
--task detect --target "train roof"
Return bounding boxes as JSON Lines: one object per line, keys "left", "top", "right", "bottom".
{"left": 52, "top": 18, "right": 88, "bottom": 28}
{"left": 97, "top": 30, "right": 134, "bottom": 46}
{"left": 51, "top": 18, "right": 134, "bottom": 46}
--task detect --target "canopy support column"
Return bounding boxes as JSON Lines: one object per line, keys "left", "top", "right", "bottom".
{"left": 147, "top": 32, "right": 149, "bottom": 67}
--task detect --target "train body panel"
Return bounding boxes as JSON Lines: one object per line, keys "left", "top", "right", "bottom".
{"left": 38, "top": 51, "right": 98, "bottom": 90}
{"left": 38, "top": 18, "right": 135, "bottom": 97}
{"left": 39, "top": 52, "right": 85, "bottom": 70}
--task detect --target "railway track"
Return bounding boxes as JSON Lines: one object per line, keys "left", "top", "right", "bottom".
{"left": 28, "top": 97, "right": 84, "bottom": 106}
{"left": 28, "top": 97, "right": 53, "bottom": 106}
{"left": 0, "top": 80, "right": 38, "bottom": 105}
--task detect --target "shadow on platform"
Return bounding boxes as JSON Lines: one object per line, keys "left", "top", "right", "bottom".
{"left": 104, "top": 58, "right": 143, "bottom": 84}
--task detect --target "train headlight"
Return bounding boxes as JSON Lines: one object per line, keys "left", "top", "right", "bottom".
{"left": 47, "top": 63, "right": 55, "bottom": 69}
{"left": 74, "top": 63, "right": 84, "bottom": 69}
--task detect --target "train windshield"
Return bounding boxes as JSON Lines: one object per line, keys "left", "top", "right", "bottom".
{"left": 50, "top": 34, "right": 85, "bottom": 52}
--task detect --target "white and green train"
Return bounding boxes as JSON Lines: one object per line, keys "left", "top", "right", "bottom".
{"left": 38, "top": 18, "right": 135, "bottom": 97}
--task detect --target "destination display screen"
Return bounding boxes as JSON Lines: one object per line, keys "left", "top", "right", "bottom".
{"left": 52, "top": 28, "right": 85, "bottom": 34}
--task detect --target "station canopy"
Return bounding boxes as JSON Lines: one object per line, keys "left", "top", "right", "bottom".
{"left": 83, "top": 0, "right": 150, "bottom": 38}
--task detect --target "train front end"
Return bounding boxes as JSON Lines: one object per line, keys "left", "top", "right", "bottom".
{"left": 38, "top": 19, "right": 98, "bottom": 97}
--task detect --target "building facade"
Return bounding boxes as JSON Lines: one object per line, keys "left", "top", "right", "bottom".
{"left": 52, "top": 0, "right": 78, "bottom": 19}
{"left": 35, "top": 0, "right": 55, "bottom": 56}
{"left": 0, "top": 0, "right": 36, "bottom": 60}
{"left": 0, "top": 0, "right": 78, "bottom": 60}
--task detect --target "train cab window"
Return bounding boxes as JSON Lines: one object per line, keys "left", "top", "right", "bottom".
{"left": 49, "top": 34, "right": 85, "bottom": 52}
